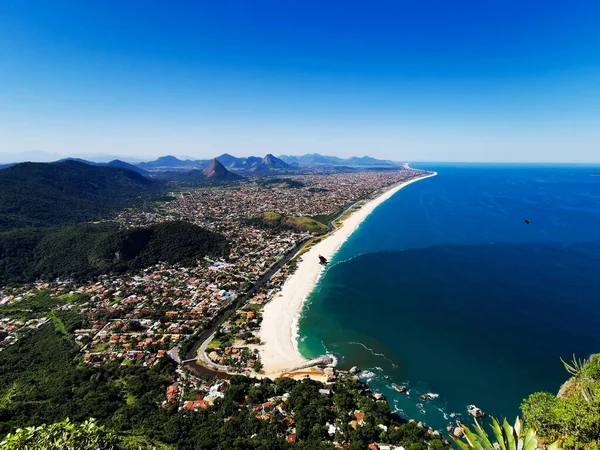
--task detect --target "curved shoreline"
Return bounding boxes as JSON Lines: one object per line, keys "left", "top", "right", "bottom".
{"left": 258, "top": 170, "right": 437, "bottom": 377}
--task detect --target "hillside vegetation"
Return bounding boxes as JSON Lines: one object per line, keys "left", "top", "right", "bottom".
{"left": 521, "top": 354, "right": 600, "bottom": 449}
{"left": 247, "top": 212, "right": 330, "bottom": 235}
{"left": 0, "top": 221, "right": 229, "bottom": 284}
{"left": 0, "top": 160, "right": 156, "bottom": 230}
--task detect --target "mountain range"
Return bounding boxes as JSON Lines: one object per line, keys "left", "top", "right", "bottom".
{"left": 278, "top": 153, "right": 398, "bottom": 167}
{"left": 0, "top": 152, "right": 400, "bottom": 172}
{"left": 136, "top": 153, "right": 293, "bottom": 173}
{"left": 133, "top": 152, "right": 397, "bottom": 172}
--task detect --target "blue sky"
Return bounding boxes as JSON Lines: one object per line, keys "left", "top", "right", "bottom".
{"left": 1, "top": 0, "right": 599, "bottom": 162}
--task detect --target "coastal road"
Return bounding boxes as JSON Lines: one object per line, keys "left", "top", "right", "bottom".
{"left": 183, "top": 235, "right": 317, "bottom": 377}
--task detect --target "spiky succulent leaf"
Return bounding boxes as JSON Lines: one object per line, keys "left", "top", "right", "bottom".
{"left": 491, "top": 418, "right": 507, "bottom": 450}
{"left": 453, "top": 436, "right": 474, "bottom": 450}
{"left": 514, "top": 417, "right": 522, "bottom": 438}
{"left": 473, "top": 421, "right": 494, "bottom": 450}
{"left": 522, "top": 429, "right": 538, "bottom": 450}
{"left": 503, "top": 418, "right": 517, "bottom": 450}
{"left": 463, "top": 425, "right": 486, "bottom": 450}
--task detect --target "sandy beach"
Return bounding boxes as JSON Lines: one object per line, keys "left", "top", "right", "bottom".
{"left": 259, "top": 170, "right": 437, "bottom": 377}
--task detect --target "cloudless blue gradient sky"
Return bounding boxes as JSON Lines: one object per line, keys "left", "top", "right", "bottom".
{"left": 1, "top": 0, "right": 599, "bottom": 162}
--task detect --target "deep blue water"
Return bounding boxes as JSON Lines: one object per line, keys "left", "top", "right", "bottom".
{"left": 298, "top": 164, "right": 600, "bottom": 430}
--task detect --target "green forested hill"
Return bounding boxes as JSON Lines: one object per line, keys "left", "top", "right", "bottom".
{"left": 0, "top": 221, "right": 229, "bottom": 284}
{"left": 0, "top": 160, "right": 155, "bottom": 230}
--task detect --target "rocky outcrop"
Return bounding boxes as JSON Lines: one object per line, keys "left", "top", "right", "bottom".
{"left": 453, "top": 427, "right": 465, "bottom": 438}
{"left": 467, "top": 405, "right": 485, "bottom": 418}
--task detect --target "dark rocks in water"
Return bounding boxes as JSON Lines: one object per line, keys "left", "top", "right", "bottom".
{"left": 393, "top": 384, "right": 407, "bottom": 393}
{"left": 467, "top": 404, "right": 485, "bottom": 418}
{"left": 453, "top": 427, "right": 465, "bottom": 438}
{"left": 524, "top": 218, "right": 530, "bottom": 224}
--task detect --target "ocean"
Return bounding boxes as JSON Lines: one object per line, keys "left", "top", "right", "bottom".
{"left": 297, "top": 163, "right": 600, "bottom": 430}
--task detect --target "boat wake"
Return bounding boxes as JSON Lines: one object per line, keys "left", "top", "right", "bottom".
{"left": 348, "top": 341, "right": 399, "bottom": 368}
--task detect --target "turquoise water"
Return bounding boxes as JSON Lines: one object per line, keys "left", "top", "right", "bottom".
{"left": 298, "top": 164, "right": 600, "bottom": 430}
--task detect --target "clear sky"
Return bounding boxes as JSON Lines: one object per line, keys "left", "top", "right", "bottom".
{"left": 1, "top": 0, "right": 599, "bottom": 163}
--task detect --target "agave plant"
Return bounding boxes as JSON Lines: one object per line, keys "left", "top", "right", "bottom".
{"left": 560, "top": 354, "right": 588, "bottom": 378}
{"left": 452, "top": 416, "right": 561, "bottom": 450}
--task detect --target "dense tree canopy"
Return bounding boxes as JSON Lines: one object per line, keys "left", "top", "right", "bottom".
{"left": 0, "top": 221, "right": 230, "bottom": 284}
{"left": 0, "top": 160, "right": 156, "bottom": 230}
{"left": 522, "top": 354, "right": 600, "bottom": 449}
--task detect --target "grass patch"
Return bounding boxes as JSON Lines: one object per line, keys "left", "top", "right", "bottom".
{"left": 93, "top": 342, "right": 110, "bottom": 352}
{"left": 50, "top": 312, "right": 67, "bottom": 337}
{"left": 207, "top": 339, "right": 221, "bottom": 349}
{"left": 262, "top": 211, "right": 282, "bottom": 222}
{"left": 247, "top": 211, "right": 329, "bottom": 235}
{"left": 282, "top": 216, "right": 329, "bottom": 235}
{"left": 0, "top": 291, "right": 64, "bottom": 320}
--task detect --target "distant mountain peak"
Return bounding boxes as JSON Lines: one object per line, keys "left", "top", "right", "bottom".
{"left": 202, "top": 158, "right": 241, "bottom": 180}
{"left": 254, "top": 154, "right": 290, "bottom": 170}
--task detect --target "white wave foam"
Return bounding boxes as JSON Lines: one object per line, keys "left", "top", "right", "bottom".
{"left": 360, "top": 371, "right": 377, "bottom": 380}
{"left": 291, "top": 314, "right": 301, "bottom": 357}
{"left": 434, "top": 405, "right": 449, "bottom": 421}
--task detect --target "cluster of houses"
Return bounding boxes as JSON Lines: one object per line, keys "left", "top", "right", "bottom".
{"left": 202, "top": 261, "right": 296, "bottom": 374}
{"left": 75, "top": 263, "right": 242, "bottom": 365}
{"left": 205, "top": 303, "right": 263, "bottom": 373}
{"left": 0, "top": 317, "right": 49, "bottom": 351}
{"left": 163, "top": 377, "right": 229, "bottom": 412}
{"left": 162, "top": 375, "right": 417, "bottom": 450}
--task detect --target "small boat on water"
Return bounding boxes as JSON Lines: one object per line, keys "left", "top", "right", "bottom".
{"left": 419, "top": 394, "right": 427, "bottom": 401}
